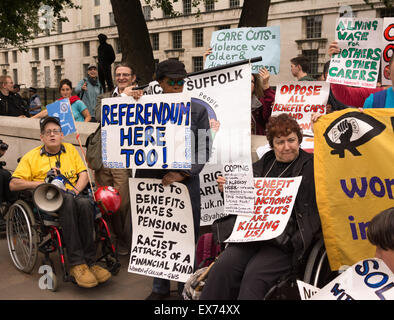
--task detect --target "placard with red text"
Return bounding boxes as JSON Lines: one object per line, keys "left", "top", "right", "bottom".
{"left": 271, "top": 82, "right": 329, "bottom": 136}
{"left": 225, "top": 176, "right": 302, "bottom": 243}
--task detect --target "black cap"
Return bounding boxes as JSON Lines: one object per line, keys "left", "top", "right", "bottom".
{"left": 40, "top": 116, "right": 61, "bottom": 132}
{"left": 29, "top": 87, "right": 37, "bottom": 93}
{"left": 155, "top": 59, "right": 187, "bottom": 80}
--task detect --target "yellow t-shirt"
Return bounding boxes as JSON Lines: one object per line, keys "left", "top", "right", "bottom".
{"left": 12, "top": 143, "right": 87, "bottom": 190}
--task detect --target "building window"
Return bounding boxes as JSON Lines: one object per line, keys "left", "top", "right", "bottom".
{"left": 302, "top": 50, "right": 319, "bottom": 79}
{"left": 380, "top": 7, "right": 394, "bottom": 17}
{"left": 57, "top": 20, "right": 62, "bottom": 34}
{"left": 205, "top": 0, "right": 215, "bottom": 12}
{"left": 3, "top": 52, "right": 8, "bottom": 64}
{"left": 151, "top": 33, "right": 159, "bottom": 51}
{"left": 193, "top": 57, "right": 204, "bottom": 72}
{"left": 33, "top": 48, "right": 39, "bottom": 61}
{"left": 115, "top": 38, "right": 122, "bottom": 54}
{"left": 12, "top": 69, "right": 18, "bottom": 84}
{"left": 32, "top": 67, "right": 38, "bottom": 87}
{"left": 44, "top": 66, "right": 51, "bottom": 87}
{"left": 83, "top": 64, "right": 90, "bottom": 76}
{"left": 55, "top": 66, "right": 62, "bottom": 84}
{"left": 306, "top": 16, "right": 322, "bottom": 39}
{"left": 45, "top": 46, "right": 50, "bottom": 60}
{"left": 56, "top": 45, "right": 63, "bottom": 59}
{"left": 193, "top": 28, "right": 203, "bottom": 47}
{"left": 12, "top": 51, "right": 17, "bottom": 63}
{"left": 217, "top": 25, "right": 231, "bottom": 30}
{"left": 94, "top": 14, "right": 101, "bottom": 28}
{"left": 172, "top": 31, "right": 182, "bottom": 49}
{"left": 143, "top": 6, "right": 151, "bottom": 20}
{"left": 229, "top": 0, "right": 240, "bottom": 8}
{"left": 83, "top": 41, "right": 90, "bottom": 57}
{"left": 183, "top": 0, "right": 192, "bottom": 15}
{"left": 94, "top": 0, "right": 100, "bottom": 6}
{"left": 109, "top": 12, "right": 116, "bottom": 26}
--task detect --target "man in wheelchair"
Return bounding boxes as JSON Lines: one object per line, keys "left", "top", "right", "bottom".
{"left": 9, "top": 116, "right": 111, "bottom": 288}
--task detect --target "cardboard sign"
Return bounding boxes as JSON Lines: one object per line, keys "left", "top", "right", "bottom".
{"left": 314, "top": 109, "right": 394, "bottom": 270}
{"left": 100, "top": 93, "right": 191, "bottom": 169}
{"left": 272, "top": 82, "right": 330, "bottom": 136}
{"left": 205, "top": 27, "right": 281, "bottom": 74}
{"left": 225, "top": 177, "right": 302, "bottom": 243}
{"left": 311, "top": 258, "right": 394, "bottom": 300}
{"left": 222, "top": 162, "right": 254, "bottom": 216}
{"left": 199, "top": 164, "right": 226, "bottom": 226}
{"left": 381, "top": 18, "right": 394, "bottom": 86}
{"left": 327, "top": 18, "right": 383, "bottom": 88}
{"left": 128, "top": 178, "right": 195, "bottom": 283}
{"left": 46, "top": 98, "right": 76, "bottom": 136}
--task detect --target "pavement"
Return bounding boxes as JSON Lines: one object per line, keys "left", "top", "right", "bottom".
{"left": 0, "top": 231, "right": 180, "bottom": 300}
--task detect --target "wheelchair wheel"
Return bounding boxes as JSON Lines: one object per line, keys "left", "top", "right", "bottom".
{"left": 6, "top": 200, "right": 39, "bottom": 273}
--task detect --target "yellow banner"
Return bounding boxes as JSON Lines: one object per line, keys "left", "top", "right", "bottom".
{"left": 314, "top": 108, "right": 394, "bottom": 271}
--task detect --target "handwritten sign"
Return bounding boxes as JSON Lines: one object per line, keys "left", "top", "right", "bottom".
{"left": 199, "top": 164, "right": 226, "bottom": 226}
{"left": 205, "top": 27, "right": 280, "bottom": 74}
{"left": 101, "top": 93, "right": 191, "bottom": 169}
{"left": 381, "top": 18, "right": 394, "bottom": 86}
{"left": 311, "top": 258, "right": 394, "bottom": 300}
{"left": 222, "top": 162, "right": 254, "bottom": 216}
{"left": 128, "top": 178, "right": 195, "bottom": 283}
{"left": 327, "top": 18, "right": 383, "bottom": 88}
{"left": 271, "top": 82, "right": 329, "bottom": 136}
{"left": 225, "top": 177, "right": 302, "bottom": 243}
{"left": 46, "top": 99, "right": 76, "bottom": 136}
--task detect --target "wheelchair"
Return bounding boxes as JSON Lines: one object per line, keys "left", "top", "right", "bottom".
{"left": 5, "top": 190, "right": 121, "bottom": 291}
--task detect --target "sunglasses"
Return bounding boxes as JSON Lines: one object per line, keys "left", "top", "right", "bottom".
{"left": 167, "top": 79, "right": 185, "bottom": 86}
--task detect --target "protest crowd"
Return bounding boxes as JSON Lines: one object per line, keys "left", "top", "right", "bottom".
{"left": 0, "top": 14, "right": 393, "bottom": 302}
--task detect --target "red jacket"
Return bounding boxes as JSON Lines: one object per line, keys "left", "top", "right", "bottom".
{"left": 251, "top": 87, "right": 275, "bottom": 135}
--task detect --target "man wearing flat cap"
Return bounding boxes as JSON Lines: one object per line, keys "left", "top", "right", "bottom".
{"left": 135, "top": 59, "right": 212, "bottom": 300}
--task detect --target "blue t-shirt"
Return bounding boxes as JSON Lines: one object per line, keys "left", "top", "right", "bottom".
{"left": 363, "top": 87, "right": 394, "bottom": 108}
{"left": 71, "top": 100, "right": 87, "bottom": 122}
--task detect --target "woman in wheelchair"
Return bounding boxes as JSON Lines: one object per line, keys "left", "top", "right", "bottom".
{"left": 200, "top": 114, "right": 322, "bottom": 300}
{"left": 9, "top": 116, "right": 112, "bottom": 288}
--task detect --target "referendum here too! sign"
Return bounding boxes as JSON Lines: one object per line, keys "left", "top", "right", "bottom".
{"left": 100, "top": 93, "right": 192, "bottom": 170}
{"left": 205, "top": 26, "right": 280, "bottom": 74}
{"left": 327, "top": 18, "right": 383, "bottom": 88}
{"left": 271, "top": 82, "right": 330, "bottom": 136}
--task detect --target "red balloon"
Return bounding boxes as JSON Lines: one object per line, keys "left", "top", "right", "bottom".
{"left": 94, "top": 186, "right": 121, "bottom": 215}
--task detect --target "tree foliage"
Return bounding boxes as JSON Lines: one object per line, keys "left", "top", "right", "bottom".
{"left": 0, "top": 0, "right": 79, "bottom": 49}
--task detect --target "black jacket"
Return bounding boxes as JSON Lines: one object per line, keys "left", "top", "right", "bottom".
{"left": 253, "top": 149, "right": 321, "bottom": 263}
{"left": 0, "top": 92, "right": 29, "bottom": 117}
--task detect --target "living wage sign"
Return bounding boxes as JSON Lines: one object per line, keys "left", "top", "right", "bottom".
{"left": 101, "top": 93, "right": 191, "bottom": 169}
{"left": 327, "top": 18, "right": 383, "bottom": 88}
{"left": 204, "top": 27, "right": 280, "bottom": 74}
{"left": 314, "top": 108, "right": 394, "bottom": 271}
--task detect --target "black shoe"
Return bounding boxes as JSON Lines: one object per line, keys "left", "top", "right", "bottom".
{"left": 145, "top": 291, "right": 170, "bottom": 300}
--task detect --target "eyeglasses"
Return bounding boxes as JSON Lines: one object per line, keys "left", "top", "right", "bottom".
{"left": 115, "top": 73, "right": 132, "bottom": 78}
{"left": 43, "top": 129, "right": 62, "bottom": 136}
{"left": 167, "top": 79, "right": 185, "bottom": 86}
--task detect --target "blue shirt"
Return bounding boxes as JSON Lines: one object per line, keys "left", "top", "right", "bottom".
{"left": 71, "top": 100, "right": 87, "bottom": 122}
{"left": 363, "top": 87, "right": 394, "bottom": 108}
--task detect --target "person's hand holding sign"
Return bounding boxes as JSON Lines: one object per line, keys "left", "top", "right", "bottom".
{"left": 162, "top": 171, "right": 186, "bottom": 186}
{"left": 258, "top": 68, "right": 270, "bottom": 90}
{"left": 217, "top": 175, "right": 226, "bottom": 193}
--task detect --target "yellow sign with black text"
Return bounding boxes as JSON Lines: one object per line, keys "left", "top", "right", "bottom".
{"left": 314, "top": 108, "right": 394, "bottom": 271}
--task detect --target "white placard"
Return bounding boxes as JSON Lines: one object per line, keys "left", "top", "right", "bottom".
{"left": 225, "top": 176, "right": 302, "bottom": 243}
{"left": 101, "top": 93, "right": 191, "bottom": 169}
{"left": 271, "top": 82, "right": 329, "bottom": 136}
{"left": 128, "top": 178, "right": 195, "bottom": 283}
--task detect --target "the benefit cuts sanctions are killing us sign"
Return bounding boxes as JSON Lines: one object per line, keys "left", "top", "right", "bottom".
{"left": 101, "top": 93, "right": 192, "bottom": 169}
{"left": 225, "top": 177, "right": 302, "bottom": 243}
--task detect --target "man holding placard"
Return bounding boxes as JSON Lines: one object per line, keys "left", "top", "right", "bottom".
{"left": 135, "top": 59, "right": 211, "bottom": 300}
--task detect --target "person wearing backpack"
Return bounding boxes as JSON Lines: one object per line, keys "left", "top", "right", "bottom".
{"left": 75, "top": 65, "right": 103, "bottom": 121}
